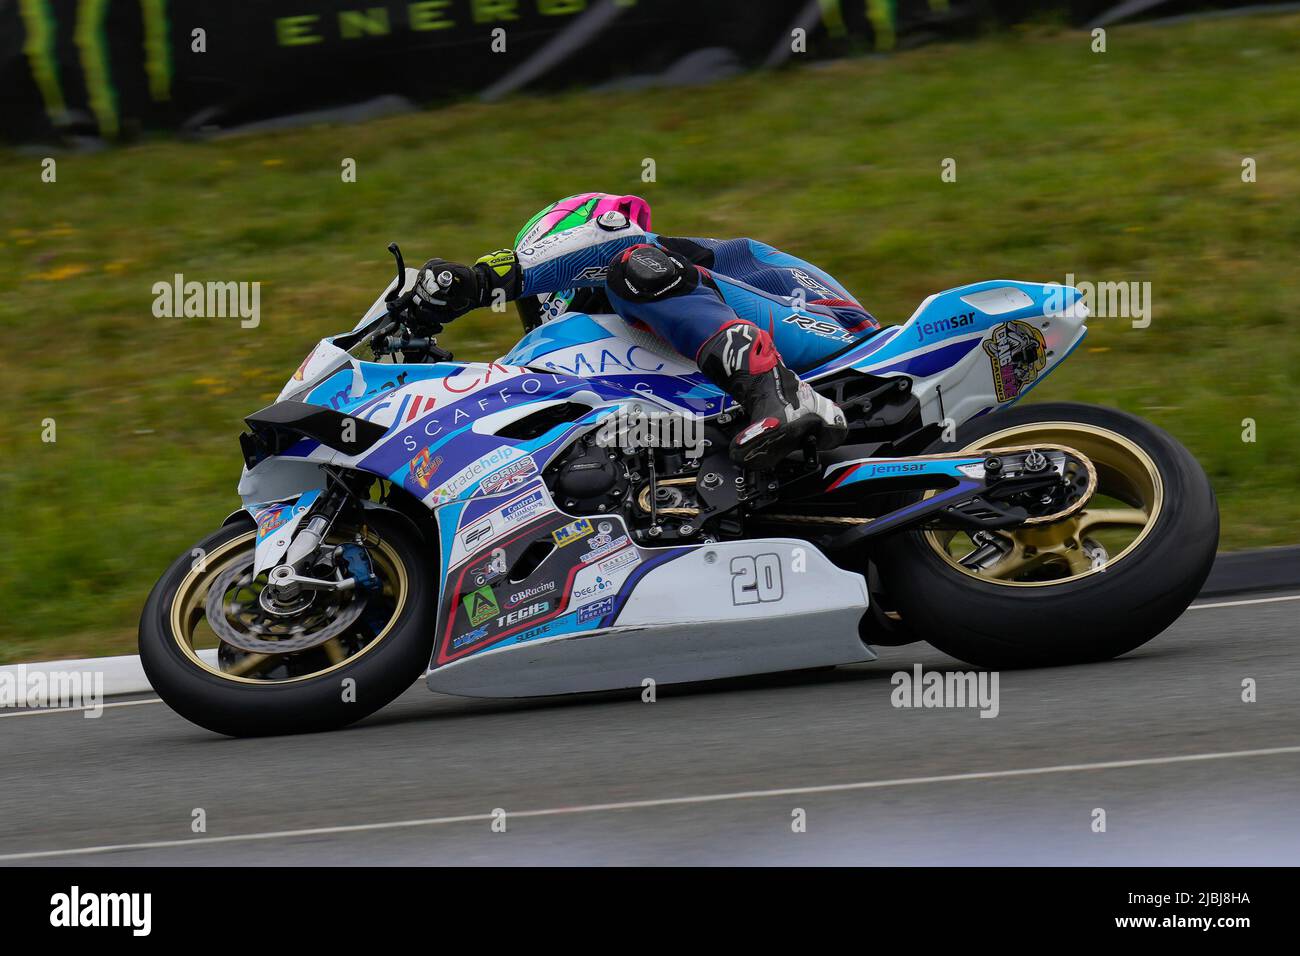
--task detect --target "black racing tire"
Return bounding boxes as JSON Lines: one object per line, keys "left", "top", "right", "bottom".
{"left": 139, "top": 509, "right": 436, "bottom": 737}
{"left": 871, "top": 402, "right": 1218, "bottom": 668}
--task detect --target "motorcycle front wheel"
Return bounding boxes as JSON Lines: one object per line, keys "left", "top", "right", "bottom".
{"left": 871, "top": 402, "right": 1219, "bottom": 668}
{"left": 139, "top": 509, "right": 436, "bottom": 737}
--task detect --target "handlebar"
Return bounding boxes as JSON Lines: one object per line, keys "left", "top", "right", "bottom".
{"left": 373, "top": 329, "right": 454, "bottom": 363}
{"left": 373, "top": 241, "right": 456, "bottom": 362}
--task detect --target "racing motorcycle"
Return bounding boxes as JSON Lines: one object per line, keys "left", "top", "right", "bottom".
{"left": 140, "top": 245, "right": 1219, "bottom": 736}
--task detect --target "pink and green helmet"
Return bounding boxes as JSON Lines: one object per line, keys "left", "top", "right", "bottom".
{"left": 515, "top": 192, "right": 652, "bottom": 321}
{"left": 514, "top": 192, "right": 652, "bottom": 249}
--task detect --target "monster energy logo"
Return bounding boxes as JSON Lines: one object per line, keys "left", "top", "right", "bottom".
{"left": 18, "top": 0, "right": 172, "bottom": 137}
{"left": 816, "top": 0, "right": 926, "bottom": 51}
{"left": 12, "top": 0, "right": 930, "bottom": 138}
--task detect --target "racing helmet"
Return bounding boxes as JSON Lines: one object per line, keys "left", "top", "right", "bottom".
{"left": 514, "top": 192, "right": 652, "bottom": 330}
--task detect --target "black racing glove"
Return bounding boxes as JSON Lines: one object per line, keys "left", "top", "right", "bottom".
{"left": 408, "top": 258, "right": 480, "bottom": 323}
{"left": 405, "top": 250, "right": 522, "bottom": 327}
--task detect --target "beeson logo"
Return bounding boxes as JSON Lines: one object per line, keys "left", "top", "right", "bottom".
{"left": 462, "top": 586, "right": 499, "bottom": 627}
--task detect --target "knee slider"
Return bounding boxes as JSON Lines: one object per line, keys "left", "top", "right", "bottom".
{"left": 607, "top": 244, "right": 697, "bottom": 302}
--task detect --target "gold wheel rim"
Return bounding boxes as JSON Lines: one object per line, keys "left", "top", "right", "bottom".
{"left": 168, "top": 526, "right": 409, "bottom": 684}
{"left": 923, "top": 422, "right": 1164, "bottom": 587}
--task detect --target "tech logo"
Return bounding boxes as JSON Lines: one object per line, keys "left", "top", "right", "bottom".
{"left": 496, "top": 601, "right": 549, "bottom": 628}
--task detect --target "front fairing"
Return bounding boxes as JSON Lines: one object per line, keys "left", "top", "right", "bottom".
{"left": 246, "top": 303, "right": 720, "bottom": 521}
{"left": 246, "top": 358, "right": 681, "bottom": 513}
{"left": 252, "top": 306, "right": 722, "bottom": 502}
{"left": 276, "top": 267, "right": 420, "bottom": 404}
{"left": 307, "top": 361, "right": 677, "bottom": 506}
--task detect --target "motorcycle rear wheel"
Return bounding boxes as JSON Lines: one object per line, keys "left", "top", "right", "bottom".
{"left": 871, "top": 402, "right": 1218, "bottom": 667}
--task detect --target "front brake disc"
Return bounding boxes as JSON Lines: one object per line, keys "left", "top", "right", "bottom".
{"left": 205, "top": 559, "right": 367, "bottom": 655}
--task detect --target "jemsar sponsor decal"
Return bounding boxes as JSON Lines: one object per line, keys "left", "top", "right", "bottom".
{"left": 581, "top": 525, "right": 630, "bottom": 564}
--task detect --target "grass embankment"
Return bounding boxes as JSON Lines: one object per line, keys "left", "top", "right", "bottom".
{"left": 2, "top": 14, "right": 1298, "bottom": 660}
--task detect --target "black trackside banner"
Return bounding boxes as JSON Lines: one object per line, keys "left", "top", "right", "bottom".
{"left": 0, "top": 1, "right": 1247, "bottom": 143}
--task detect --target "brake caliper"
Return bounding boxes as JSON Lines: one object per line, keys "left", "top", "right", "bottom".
{"left": 337, "top": 542, "right": 380, "bottom": 591}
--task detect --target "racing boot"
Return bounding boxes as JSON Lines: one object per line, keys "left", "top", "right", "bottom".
{"left": 697, "top": 322, "right": 848, "bottom": 468}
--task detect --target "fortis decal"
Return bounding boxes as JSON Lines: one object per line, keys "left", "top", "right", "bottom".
{"left": 480, "top": 457, "right": 537, "bottom": 496}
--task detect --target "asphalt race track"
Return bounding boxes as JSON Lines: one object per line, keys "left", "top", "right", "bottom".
{"left": 2, "top": 593, "right": 1298, "bottom": 866}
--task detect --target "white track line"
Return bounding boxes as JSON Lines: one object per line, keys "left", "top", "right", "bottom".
{"left": 0, "top": 698, "right": 162, "bottom": 719}
{"left": 2, "top": 594, "right": 1295, "bottom": 720}
{"left": 1189, "top": 593, "right": 1300, "bottom": 610}
{"left": 2, "top": 744, "right": 1297, "bottom": 862}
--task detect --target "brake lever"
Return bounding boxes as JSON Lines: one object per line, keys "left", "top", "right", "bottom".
{"left": 385, "top": 285, "right": 415, "bottom": 319}
{"left": 384, "top": 242, "right": 407, "bottom": 303}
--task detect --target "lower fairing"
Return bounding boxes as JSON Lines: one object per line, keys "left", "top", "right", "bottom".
{"left": 426, "top": 537, "right": 873, "bottom": 698}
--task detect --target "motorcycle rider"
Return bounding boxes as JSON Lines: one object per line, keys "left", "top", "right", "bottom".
{"left": 401, "top": 193, "right": 878, "bottom": 467}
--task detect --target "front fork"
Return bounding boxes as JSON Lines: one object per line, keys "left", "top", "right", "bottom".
{"left": 248, "top": 488, "right": 323, "bottom": 574}
{"left": 246, "top": 475, "right": 372, "bottom": 595}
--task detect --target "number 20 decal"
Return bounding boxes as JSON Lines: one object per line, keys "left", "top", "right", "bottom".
{"left": 731, "top": 553, "right": 784, "bottom": 605}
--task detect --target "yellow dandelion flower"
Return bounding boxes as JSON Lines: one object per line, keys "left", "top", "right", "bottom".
{"left": 29, "top": 263, "right": 89, "bottom": 281}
